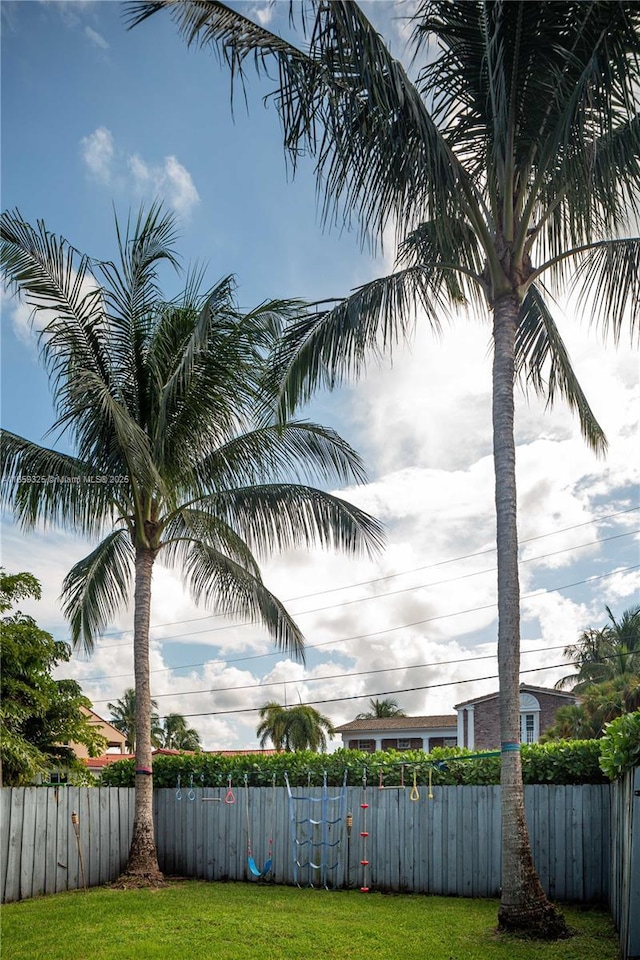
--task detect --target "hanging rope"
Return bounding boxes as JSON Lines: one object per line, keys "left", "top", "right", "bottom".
{"left": 410, "top": 768, "right": 420, "bottom": 802}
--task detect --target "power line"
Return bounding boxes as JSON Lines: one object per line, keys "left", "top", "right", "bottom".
{"left": 83, "top": 506, "right": 640, "bottom": 649}
{"left": 89, "top": 641, "right": 570, "bottom": 705}
{"left": 158, "top": 661, "right": 574, "bottom": 721}
{"left": 76, "top": 561, "right": 640, "bottom": 684}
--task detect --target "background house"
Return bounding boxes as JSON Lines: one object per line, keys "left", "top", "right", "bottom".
{"left": 455, "top": 683, "right": 578, "bottom": 750}
{"left": 334, "top": 715, "right": 458, "bottom": 753}
{"left": 74, "top": 707, "right": 128, "bottom": 758}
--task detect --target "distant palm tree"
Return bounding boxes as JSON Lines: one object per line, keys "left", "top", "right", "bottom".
{"left": 108, "top": 688, "right": 162, "bottom": 752}
{"left": 0, "top": 204, "right": 382, "bottom": 883}
{"left": 557, "top": 605, "right": 640, "bottom": 692}
{"left": 257, "top": 701, "right": 335, "bottom": 752}
{"left": 356, "top": 698, "right": 406, "bottom": 720}
{"left": 159, "top": 713, "right": 201, "bottom": 751}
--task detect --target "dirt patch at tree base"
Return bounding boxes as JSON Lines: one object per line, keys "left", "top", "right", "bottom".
{"left": 109, "top": 872, "right": 168, "bottom": 890}
{"left": 497, "top": 903, "right": 572, "bottom": 941}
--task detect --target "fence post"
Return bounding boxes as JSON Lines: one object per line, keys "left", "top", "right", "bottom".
{"left": 628, "top": 767, "right": 640, "bottom": 960}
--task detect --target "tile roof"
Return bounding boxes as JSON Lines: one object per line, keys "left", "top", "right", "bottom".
{"left": 84, "top": 754, "right": 134, "bottom": 768}
{"left": 335, "top": 715, "right": 457, "bottom": 733}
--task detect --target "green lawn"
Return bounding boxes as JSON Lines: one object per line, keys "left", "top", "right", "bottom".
{"left": 1, "top": 882, "right": 620, "bottom": 960}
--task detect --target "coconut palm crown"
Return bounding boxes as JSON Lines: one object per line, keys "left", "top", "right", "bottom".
{"left": 0, "top": 203, "right": 383, "bottom": 881}
{"left": 126, "top": 0, "right": 639, "bottom": 932}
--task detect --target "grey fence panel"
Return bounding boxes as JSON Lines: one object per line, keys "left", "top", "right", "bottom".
{"left": 0, "top": 788, "right": 11, "bottom": 901}
{"left": 4, "top": 789, "right": 24, "bottom": 902}
{"left": 0, "top": 780, "right": 624, "bottom": 909}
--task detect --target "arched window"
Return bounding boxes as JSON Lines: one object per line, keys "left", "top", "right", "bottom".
{"left": 519, "top": 693, "right": 541, "bottom": 744}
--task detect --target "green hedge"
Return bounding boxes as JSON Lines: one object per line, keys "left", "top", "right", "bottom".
{"left": 100, "top": 739, "right": 606, "bottom": 789}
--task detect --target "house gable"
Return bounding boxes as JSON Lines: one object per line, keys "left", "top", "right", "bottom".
{"left": 455, "top": 684, "right": 577, "bottom": 749}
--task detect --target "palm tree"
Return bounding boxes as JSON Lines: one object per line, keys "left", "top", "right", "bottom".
{"left": 108, "top": 688, "right": 161, "bottom": 752}
{"left": 356, "top": 697, "right": 406, "bottom": 719}
{"left": 126, "top": 0, "right": 639, "bottom": 933}
{"left": 0, "top": 204, "right": 383, "bottom": 882}
{"left": 257, "top": 701, "right": 335, "bottom": 751}
{"left": 544, "top": 676, "right": 640, "bottom": 740}
{"left": 159, "top": 713, "right": 202, "bottom": 751}
{"left": 557, "top": 605, "right": 640, "bottom": 692}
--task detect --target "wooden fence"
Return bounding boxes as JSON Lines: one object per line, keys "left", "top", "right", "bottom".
{"left": 609, "top": 768, "right": 640, "bottom": 960}
{"left": 1, "top": 782, "right": 612, "bottom": 902}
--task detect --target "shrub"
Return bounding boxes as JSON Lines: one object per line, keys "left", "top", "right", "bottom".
{"left": 599, "top": 710, "right": 640, "bottom": 780}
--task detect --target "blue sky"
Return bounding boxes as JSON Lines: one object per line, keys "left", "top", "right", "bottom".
{"left": 2, "top": 0, "right": 638, "bottom": 750}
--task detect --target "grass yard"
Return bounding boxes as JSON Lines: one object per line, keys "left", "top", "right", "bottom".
{"left": 1, "top": 881, "right": 620, "bottom": 960}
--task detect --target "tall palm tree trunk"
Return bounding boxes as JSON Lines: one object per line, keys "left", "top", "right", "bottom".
{"left": 125, "top": 546, "right": 163, "bottom": 881}
{"left": 492, "top": 295, "right": 564, "bottom": 935}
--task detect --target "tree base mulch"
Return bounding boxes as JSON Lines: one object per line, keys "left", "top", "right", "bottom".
{"left": 109, "top": 871, "right": 168, "bottom": 890}
{"left": 497, "top": 902, "right": 572, "bottom": 941}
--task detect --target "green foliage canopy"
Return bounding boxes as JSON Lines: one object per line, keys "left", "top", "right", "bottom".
{"left": 0, "top": 570, "right": 106, "bottom": 786}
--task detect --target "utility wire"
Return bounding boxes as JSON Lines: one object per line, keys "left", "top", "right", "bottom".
{"left": 89, "top": 641, "right": 570, "bottom": 705}
{"left": 158, "top": 661, "right": 577, "bottom": 721}
{"left": 83, "top": 506, "right": 640, "bottom": 649}
{"left": 76, "top": 561, "right": 640, "bottom": 684}
{"left": 89, "top": 526, "right": 639, "bottom": 653}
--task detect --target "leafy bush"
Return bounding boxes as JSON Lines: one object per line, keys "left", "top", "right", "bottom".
{"left": 100, "top": 739, "right": 608, "bottom": 789}
{"left": 599, "top": 710, "right": 640, "bottom": 780}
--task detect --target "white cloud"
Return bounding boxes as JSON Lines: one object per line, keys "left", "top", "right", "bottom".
{"left": 84, "top": 25, "right": 109, "bottom": 50}
{"left": 80, "top": 129, "right": 201, "bottom": 218}
{"left": 249, "top": 4, "right": 275, "bottom": 27}
{"left": 163, "top": 156, "right": 201, "bottom": 217}
{"left": 81, "top": 126, "right": 114, "bottom": 184}
{"left": 129, "top": 154, "right": 200, "bottom": 218}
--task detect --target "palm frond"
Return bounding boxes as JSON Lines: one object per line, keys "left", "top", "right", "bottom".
{"left": 160, "top": 507, "right": 263, "bottom": 580}
{"left": 273, "top": 265, "right": 451, "bottom": 418}
{"left": 515, "top": 286, "right": 607, "bottom": 456}
{"left": 194, "top": 421, "right": 370, "bottom": 491}
{"left": 0, "top": 430, "right": 123, "bottom": 535}
{"left": 206, "top": 484, "right": 384, "bottom": 559}
{"left": 397, "top": 218, "right": 486, "bottom": 307}
{"left": 125, "top": 0, "right": 460, "bottom": 245}
{"left": 61, "top": 529, "right": 134, "bottom": 654}
{"left": 179, "top": 539, "right": 306, "bottom": 662}
{"left": 569, "top": 237, "right": 640, "bottom": 345}
{"left": 51, "top": 368, "right": 161, "bottom": 496}
{"left": 96, "top": 203, "right": 181, "bottom": 426}
{"left": 0, "top": 209, "right": 110, "bottom": 397}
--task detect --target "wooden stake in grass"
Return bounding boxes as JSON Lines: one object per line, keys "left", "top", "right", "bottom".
{"left": 71, "top": 812, "right": 86, "bottom": 892}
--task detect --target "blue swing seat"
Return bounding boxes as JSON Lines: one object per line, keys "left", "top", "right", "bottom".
{"left": 248, "top": 855, "right": 272, "bottom": 878}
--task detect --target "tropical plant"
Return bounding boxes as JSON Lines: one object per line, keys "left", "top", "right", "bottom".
{"left": 355, "top": 697, "right": 406, "bottom": 719}
{"left": 0, "top": 204, "right": 383, "bottom": 882}
{"left": 107, "top": 688, "right": 162, "bottom": 752}
{"left": 543, "top": 675, "right": 640, "bottom": 741}
{"left": 556, "top": 605, "right": 640, "bottom": 692}
{"left": 0, "top": 570, "right": 106, "bottom": 786}
{"left": 256, "top": 701, "right": 336, "bottom": 752}
{"left": 127, "top": 0, "right": 640, "bottom": 935}
{"left": 159, "top": 712, "right": 202, "bottom": 751}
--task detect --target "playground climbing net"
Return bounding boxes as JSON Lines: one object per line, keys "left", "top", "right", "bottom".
{"left": 285, "top": 771, "right": 348, "bottom": 888}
